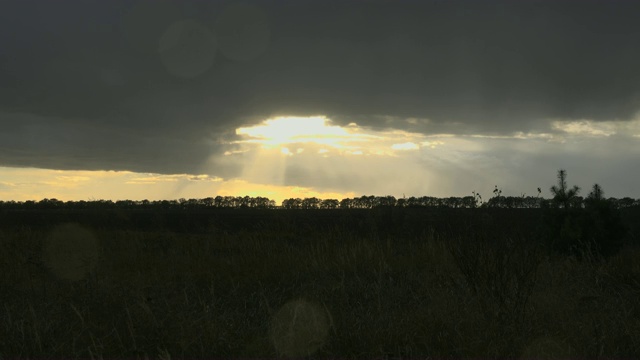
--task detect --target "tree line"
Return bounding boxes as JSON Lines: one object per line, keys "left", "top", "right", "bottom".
{"left": 1, "top": 190, "right": 638, "bottom": 211}
{"left": 0, "top": 196, "right": 276, "bottom": 210}
{"left": 282, "top": 194, "right": 640, "bottom": 210}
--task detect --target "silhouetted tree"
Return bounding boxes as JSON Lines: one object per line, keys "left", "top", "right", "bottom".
{"left": 588, "top": 183, "right": 604, "bottom": 201}
{"left": 339, "top": 198, "right": 351, "bottom": 209}
{"left": 461, "top": 196, "right": 476, "bottom": 208}
{"left": 301, "top": 197, "right": 321, "bottom": 209}
{"left": 615, "top": 197, "right": 635, "bottom": 208}
{"left": 541, "top": 170, "right": 585, "bottom": 257}
{"left": 186, "top": 198, "right": 200, "bottom": 208}
{"left": 472, "top": 191, "right": 483, "bottom": 208}
{"left": 583, "top": 184, "right": 627, "bottom": 258}
{"left": 541, "top": 173, "right": 627, "bottom": 260}
{"left": 374, "top": 195, "right": 396, "bottom": 208}
{"left": 406, "top": 196, "right": 419, "bottom": 208}
{"left": 282, "top": 198, "right": 303, "bottom": 209}
{"left": 550, "top": 169, "right": 581, "bottom": 209}
{"left": 320, "top": 199, "right": 339, "bottom": 209}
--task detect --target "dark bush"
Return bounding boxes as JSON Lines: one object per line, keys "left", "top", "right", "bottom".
{"left": 540, "top": 180, "right": 627, "bottom": 260}
{"left": 583, "top": 194, "right": 627, "bottom": 258}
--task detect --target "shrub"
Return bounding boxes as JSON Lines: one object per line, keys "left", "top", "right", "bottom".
{"left": 582, "top": 185, "right": 627, "bottom": 258}
{"left": 540, "top": 174, "right": 627, "bottom": 260}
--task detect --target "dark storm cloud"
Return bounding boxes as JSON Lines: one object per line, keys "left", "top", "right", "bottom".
{"left": 1, "top": 0, "right": 639, "bottom": 175}
{"left": 0, "top": 112, "right": 243, "bottom": 177}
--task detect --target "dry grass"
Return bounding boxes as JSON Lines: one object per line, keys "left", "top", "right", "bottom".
{"left": 1, "top": 219, "right": 639, "bottom": 358}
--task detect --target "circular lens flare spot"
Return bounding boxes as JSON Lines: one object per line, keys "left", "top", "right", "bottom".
{"left": 158, "top": 19, "right": 217, "bottom": 79}
{"left": 42, "top": 223, "right": 100, "bottom": 282}
{"left": 269, "top": 299, "right": 331, "bottom": 357}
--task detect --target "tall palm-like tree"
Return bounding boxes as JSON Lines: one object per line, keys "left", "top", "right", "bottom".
{"left": 588, "top": 183, "right": 604, "bottom": 201}
{"left": 550, "top": 169, "right": 581, "bottom": 209}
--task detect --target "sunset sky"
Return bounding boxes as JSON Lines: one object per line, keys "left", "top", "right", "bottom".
{"left": 1, "top": 0, "right": 639, "bottom": 205}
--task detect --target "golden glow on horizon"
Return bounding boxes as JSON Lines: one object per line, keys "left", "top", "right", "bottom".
{"left": 0, "top": 167, "right": 355, "bottom": 205}
{"left": 215, "top": 179, "right": 356, "bottom": 204}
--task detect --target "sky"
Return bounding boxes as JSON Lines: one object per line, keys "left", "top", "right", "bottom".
{"left": 1, "top": 0, "right": 639, "bottom": 205}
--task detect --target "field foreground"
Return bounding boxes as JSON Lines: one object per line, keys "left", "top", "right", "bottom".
{"left": 1, "top": 208, "right": 639, "bottom": 358}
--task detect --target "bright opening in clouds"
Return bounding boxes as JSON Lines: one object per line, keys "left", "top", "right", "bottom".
{"left": 551, "top": 118, "right": 640, "bottom": 138}
{"left": 232, "top": 115, "right": 441, "bottom": 161}
{"left": 235, "top": 116, "right": 377, "bottom": 149}
{"left": 391, "top": 142, "right": 419, "bottom": 151}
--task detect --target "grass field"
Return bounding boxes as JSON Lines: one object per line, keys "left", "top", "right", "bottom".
{"left": 1, "top": 209, "right": 639, "bottom": 358}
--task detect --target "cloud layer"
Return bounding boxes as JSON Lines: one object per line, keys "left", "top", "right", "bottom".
{"left": 1, "top": 0, "right": 639, "bottom": 198}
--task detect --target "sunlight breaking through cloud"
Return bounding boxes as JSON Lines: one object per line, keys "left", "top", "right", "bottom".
{"left": 125, "top": 174, "right": 223, "bottom": 185}
{"left": 234, "top": 116, "right": 429, "bottom": 157}
{"left": 420, "top": 140, "right": 445, "bottom": 149}
{"left": 550, "top": 117, "right": 640, "bottom": 138}
{"left": 391, "top": 142, "right": 419, "bottom": 151}
{"left": 552, "top": 120, "right": 617, "bottom": 137}
{"left": 235, "top": 116, "right": 377, "bottom": 149}
{"left": 3, "top": 111, "right": 640, "bottom": 204}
